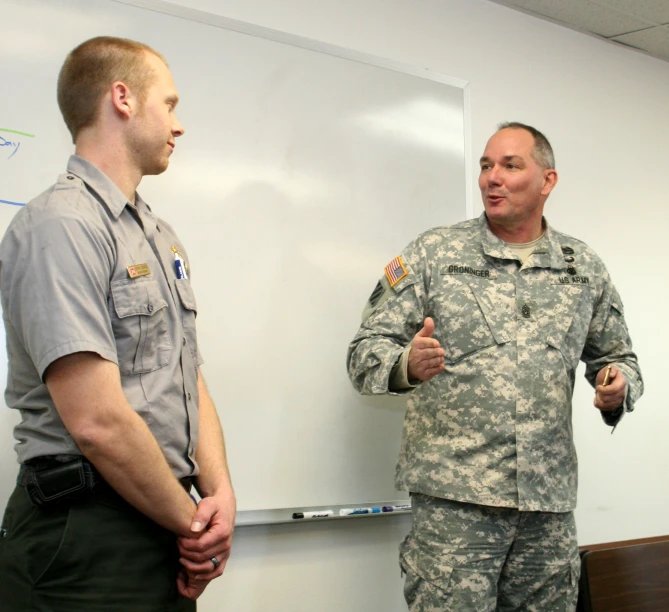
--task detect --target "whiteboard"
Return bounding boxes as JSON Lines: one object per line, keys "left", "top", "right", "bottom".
{"left": 0, "top": 0, "right": 468, "bottom": 514}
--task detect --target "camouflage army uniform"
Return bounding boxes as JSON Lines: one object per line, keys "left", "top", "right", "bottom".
{"left": 347, "top": 214, "right": 643, "bottom": 610}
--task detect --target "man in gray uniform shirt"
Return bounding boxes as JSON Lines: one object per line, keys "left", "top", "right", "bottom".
{"left": 347, "top": 123, "right": 642, "bottom": 611}
{"left": 0, "top": 37, "right": 235, "bottom": 611}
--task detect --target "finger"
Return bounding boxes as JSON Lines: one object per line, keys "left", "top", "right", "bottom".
{"left": 180, "top": 555, "right": 228, "bottom": 576}
{"left": 189, "top": 497, "right": 219, "bottom": 534}
{"left": 415, "top": 317, "right": 435, "bottom": 338}
{"left": 177, "top": 570, "right": 205, "bottom": 600}
{"left": 596, "top": 375, "right": 626, "bottom": 396}
{"left": 421, "top": 356, "right": 445, "bottom": 369}
{"left": 412, "top": 335, "right": 441, "bottom": 348}
{"left": 421, "top": 365, "right": 445, "bottom": 381}
{"left": 413, "top": 347, "right": 444, "bottom": 362}
{"left": 179, "top": 530, "right": 233, "bottom": 556}
{"left": 179, "top": 534, "right": 233, "bottom": 561}
{"left": 594, "top": 392, "right": 624, "bottom": 410}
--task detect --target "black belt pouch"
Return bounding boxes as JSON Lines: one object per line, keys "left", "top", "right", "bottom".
{"left": 24, "top": 458, "right": 88, "bottom": 508}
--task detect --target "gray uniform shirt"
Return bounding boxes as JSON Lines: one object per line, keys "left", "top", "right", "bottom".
{"left": 0, "top": 156, "right": 202, "bottom": 478}
{"left": 347, "top": 214, "right": 643, "bottom": 512}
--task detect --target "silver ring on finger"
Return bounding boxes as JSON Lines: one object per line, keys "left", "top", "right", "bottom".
{"left": 211, "top": 556, "right": 220, "bottom": 570}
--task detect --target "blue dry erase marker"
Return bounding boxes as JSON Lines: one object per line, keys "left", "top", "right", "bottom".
{"left": 339, "top": 507, "right": 382, "bottom": 516}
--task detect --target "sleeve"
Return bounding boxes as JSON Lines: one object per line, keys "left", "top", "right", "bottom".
{"left": 581, "top": 268, "right": 643, "bottom": 428}
{"left": 2, "top": 209, "right": 117, "bottom": 379}
{"left": 346, "top": 238, "right": 429, "bottom": 396}
{"left": 388, "top": 345, "right": 419, "bottom": 392}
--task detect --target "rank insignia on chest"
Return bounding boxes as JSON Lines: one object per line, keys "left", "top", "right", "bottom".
{"left": 127, "top": 263, "right": 151, "bottom": 279}
{"left": 384, "top": 256, "right": 407, "bottom": 287}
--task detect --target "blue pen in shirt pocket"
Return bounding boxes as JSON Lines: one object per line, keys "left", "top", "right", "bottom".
{"left": 174, "top": 257, "right": 186, "bottom": 279}
{"left": 171, "top": 245, "right": 189, "bottom": 280}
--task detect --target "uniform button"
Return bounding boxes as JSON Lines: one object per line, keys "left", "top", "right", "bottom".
{"left": 187, "top": 392, "right": 192, "bottom": 401}
{"left": 66, "top": 175, "right": 74, "bottom": 180}
{"left": 182, "top": 338, "right": 186, "bottom": 346}
{"left": 564, "top": 256, "right": 575, "bottom": 263}
{"left": 521, "top": 304, "right": 531, "bottom": 318}
{"left": 147, "top": 303, "right": 154, "bottom": 313}
{"left": 567, "top": 266, "right": 577, "bottom": 275}
{"left": 561, "top": 246, "right": 574, "bottom": 255}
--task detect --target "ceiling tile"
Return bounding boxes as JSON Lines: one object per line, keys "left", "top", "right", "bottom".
{"left": 503, "top": 0, "right": 655, "bottom": 36}
{"left": 612, "top": 25, "right": 669, "bottom": 61}
{"left": 593, "top": 0, "right": 669, "bottom": 25}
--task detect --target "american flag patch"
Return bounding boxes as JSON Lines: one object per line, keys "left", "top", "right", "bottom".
{"left": 384, "top": 256, "right": 407, "bottom": 287}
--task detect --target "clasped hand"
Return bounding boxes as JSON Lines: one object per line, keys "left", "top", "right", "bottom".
{"left": 176, "top": 493, "right": 236, "bottom": 600}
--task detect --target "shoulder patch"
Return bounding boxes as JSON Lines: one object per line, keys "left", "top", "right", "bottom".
{"left": 384, "top": 256, "right": 407, "bottom": 287}
{"left": 368, "top": 281, "right": 384, "bottom": 307}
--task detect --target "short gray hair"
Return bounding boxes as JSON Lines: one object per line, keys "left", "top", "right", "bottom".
{"left": 497, "top": 121, "right": 555, "bottom": 170}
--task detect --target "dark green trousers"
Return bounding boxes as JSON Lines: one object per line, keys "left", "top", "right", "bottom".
{"left": 0, "top": 484, "right": 196, "bottom": 612}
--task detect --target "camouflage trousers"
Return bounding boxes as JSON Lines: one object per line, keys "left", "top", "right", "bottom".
{"left": 399, "top": 494, "right": 580, "bottom": 612}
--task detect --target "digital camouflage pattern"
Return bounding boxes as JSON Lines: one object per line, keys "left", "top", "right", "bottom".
{"left": 400, "top": 494, "right": 580, "bottom": 611}
{"left": 347, "top": 213, "right": 643, "bottom": 512}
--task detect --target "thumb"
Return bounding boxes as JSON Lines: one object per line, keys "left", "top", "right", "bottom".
{"left": 416, "top": 317, "right": 435, "bottom": 338}
{"left": 190, "top": 497, "right": 216, "bottom": 534}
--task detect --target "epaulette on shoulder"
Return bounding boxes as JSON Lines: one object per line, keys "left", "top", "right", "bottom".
{"left": 552, "top": 228, "right": 591, "bottom": 253}
{"left": 450, "top": 217, "right": 478, "bottom": 231}
{"left": 53, "top": 172, "right": 83, "bottom": 192}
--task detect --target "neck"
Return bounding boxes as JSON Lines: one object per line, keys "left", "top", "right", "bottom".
{"left": 75, "top": 129, "right": 141, "bottom": 204}
{"left": 487, "top": 215, "right": 544, "bottom": 244}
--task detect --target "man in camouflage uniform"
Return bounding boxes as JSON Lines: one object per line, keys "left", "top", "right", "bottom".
{"left": 347, "top": 122, "right": 643, "bottom": 611}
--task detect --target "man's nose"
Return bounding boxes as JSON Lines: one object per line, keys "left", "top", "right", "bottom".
{"left": 487, "top": 166, "right": 502, "bottom": 186}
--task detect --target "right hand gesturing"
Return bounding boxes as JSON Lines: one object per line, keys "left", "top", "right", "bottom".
{"left": 407, "top": 317, "right": 445, "bottom": 382}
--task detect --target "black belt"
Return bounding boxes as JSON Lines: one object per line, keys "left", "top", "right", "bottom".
{"left": 18, "top": 455, "right": 193, "bottom": 508}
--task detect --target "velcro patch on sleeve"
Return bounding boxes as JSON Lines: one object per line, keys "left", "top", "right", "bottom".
{"left": 384, "top": 256, "right": 407, "bottom": 287}
{"left": 369, "top": 281, "right": 384, "bottom": 307}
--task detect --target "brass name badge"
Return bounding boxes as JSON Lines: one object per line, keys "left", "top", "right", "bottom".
{"left": 127, "top": 263, "right": 151, "bottom": 279}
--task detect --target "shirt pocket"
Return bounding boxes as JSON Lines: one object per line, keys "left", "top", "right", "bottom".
{"left": 544, "top": 285, "right": 593, "bottom": 370}
{"left": 431, "top": 276, "right": 506, "bottom": 364}
{"left": 174, "top": 279, "right": 199, "bottom": 365}
{"left": 110, "top": 279, "right": 172, "bottom": 374}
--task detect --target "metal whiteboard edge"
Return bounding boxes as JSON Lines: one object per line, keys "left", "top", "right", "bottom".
{"left": 111, "top": 0, "right": 469, "bottom": 90}
{"left": 236, "top": 500, "right": 413, "bottom": 527}
{"left": 463, "top": 82, "right": 475, "bottom": 219}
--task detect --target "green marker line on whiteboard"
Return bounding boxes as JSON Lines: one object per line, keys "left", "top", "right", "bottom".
{"left": 0, "top": 128, "right": 35, "bottom": 138}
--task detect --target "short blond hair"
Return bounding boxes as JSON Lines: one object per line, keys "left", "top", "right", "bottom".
{"left": 57, "top": 36, "right": 167, "bottom": 142}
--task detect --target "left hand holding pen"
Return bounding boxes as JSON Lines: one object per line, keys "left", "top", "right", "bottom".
{"left": 594, "top": 365, "right": 627, "bottom": 411}
{"left": 176, "top": 491, "right": 236, "bottom": 599}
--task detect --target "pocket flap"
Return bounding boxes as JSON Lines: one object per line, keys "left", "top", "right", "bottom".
{"left": 401, "top": 545, "right": 454, "bottom": 587}
{"left": 111, "top": 279, "right": 168, "bottom": 318}
{"left": 465, "top": 279, "right": 511, "bottom": 345}
{"left": 175, "top": 278, "right": 198, "bottom": 312}
{"left": 545, "top": 314, "right": 574, "bottom": 351}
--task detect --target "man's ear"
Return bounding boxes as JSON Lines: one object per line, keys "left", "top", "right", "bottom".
{"left": 110, "top": 81, "right": 134, "bottom": 119}
{"left": 541, "top": 168, "right": 558, "bottom": 196}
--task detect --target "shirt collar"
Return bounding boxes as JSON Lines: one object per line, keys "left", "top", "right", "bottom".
{"left": 478, "top": 212, "right": 567, "bottom": 270}
{"left": 66, "top": 155, "right": 133, "bottom": 220}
